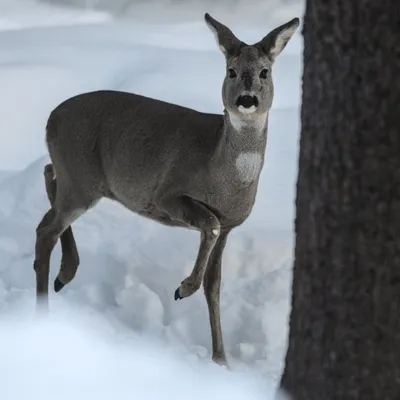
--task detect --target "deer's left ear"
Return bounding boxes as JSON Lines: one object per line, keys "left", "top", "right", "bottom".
{"left": 256, "top": 18, "right": 300, "bottom": 62}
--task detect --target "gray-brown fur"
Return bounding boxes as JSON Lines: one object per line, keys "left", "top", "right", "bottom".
{"left": 34, "top": 13, "right": 299, "bottom": 365}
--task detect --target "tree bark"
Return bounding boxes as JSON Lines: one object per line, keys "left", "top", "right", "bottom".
{"left": 280, "top": 1, "right": 400, "bottom": 399}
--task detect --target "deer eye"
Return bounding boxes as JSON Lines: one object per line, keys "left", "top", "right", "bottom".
{"left": 259, "top": 68, "right": 269, "bottom": 79}
{"left": 228, "top": 68, "right": 237, "bottom": 78}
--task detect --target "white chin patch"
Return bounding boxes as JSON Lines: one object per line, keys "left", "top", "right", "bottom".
{"left": 238, "top": 105, "right": 257, "bottom": 114}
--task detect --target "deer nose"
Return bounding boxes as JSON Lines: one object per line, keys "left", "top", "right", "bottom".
{"left": 236, "top": 95, "right": 259, "bottom": 109}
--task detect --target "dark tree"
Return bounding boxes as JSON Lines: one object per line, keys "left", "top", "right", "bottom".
{"left": 280, "top": 1, "right": 400, "bottom": 399}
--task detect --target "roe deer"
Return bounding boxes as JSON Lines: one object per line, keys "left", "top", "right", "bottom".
{"left": 34, "top": 13, "right": 299, "bottom": 366}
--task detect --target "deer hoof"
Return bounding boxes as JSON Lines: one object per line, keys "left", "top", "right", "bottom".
{"left": 174, "top": 278, "right": 200, "bottom": 300}
{"left": 54, "top": 278, "right": 65, "bottom": 293}
{"left": 212, "top": 355, "right": 230, "bottom": 370}
{"left": 174, "top": 287, "right": 182, "bottom": 301}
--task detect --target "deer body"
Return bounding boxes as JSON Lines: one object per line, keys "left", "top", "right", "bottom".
{"left": 34, "top": 13, "right": 299, "bottom": 366}
{"left": 48, "top": 90, "right": 264, "bottom": 229}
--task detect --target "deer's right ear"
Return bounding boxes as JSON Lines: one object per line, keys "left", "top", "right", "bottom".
{"left": 204, "top": 13, "right": 242, "bottom": 58}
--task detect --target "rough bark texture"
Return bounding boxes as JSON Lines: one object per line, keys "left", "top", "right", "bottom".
{"left": 280, "top": 1, "right": 400, "bottom": 399}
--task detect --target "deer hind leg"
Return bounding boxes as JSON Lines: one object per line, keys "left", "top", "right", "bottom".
{"left": 203, "top": 229, "right": 230, "bottom": 366}
{"left": 34, "top": 182, "right": 96, "bottom": 310}
{"left": 34, "top": 207, "right": 73, "bottom": 311}
{"left": 44, "top": 164, "right": 80, "bottom": 293}
{"left": 159, "top": 196, "right": 221, "bottom": 300}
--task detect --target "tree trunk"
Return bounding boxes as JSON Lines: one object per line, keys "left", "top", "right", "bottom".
{"left": 280, "top": 1, "right": 400, "bottom": 399}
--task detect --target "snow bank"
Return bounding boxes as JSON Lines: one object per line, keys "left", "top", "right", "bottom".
{"left": 33, "top": 0, "right": 304, "bottom": 28}
{"left": 0, "top": 304, "right": 291, "bottom": 400}
{"left": 0, "top": 0, "right": 112, "bottom": 31}
{"left": 0, "top": 0, "right": 302, "bottom": 384}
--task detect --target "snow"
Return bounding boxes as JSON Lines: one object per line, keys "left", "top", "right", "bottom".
{"left": 0, "top": 0, "right": 112, "bottom": 31}
{"left": 0, "top": 306, "right": 287, "bottom": 400}
{"left": 0, "top": 0, "right": 302, "bottom": 395}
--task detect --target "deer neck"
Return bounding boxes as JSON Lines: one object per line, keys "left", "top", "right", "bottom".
{"left": 216, "top": 109, "right": 269, "bottom": 184}
{"left": 220, "top": 109, "right": 268, "bottom": 152}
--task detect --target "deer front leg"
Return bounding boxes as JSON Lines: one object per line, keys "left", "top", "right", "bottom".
{"left": 160, "top": 196, "right": 220, "bottom": 300}
{"left": 203, "top": 229, "right": 230, "bottom": 366}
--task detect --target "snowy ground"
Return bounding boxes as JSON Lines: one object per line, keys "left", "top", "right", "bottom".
{"left": 0, "top": 0, "right": 303, "bottom": 394}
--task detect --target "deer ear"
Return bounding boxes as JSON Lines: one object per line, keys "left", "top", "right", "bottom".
{"left": 256, "top": 18, "right": 300, "bottom": 62}
{"left": 204, "top": 13, "right": 242, "bottom": 57}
